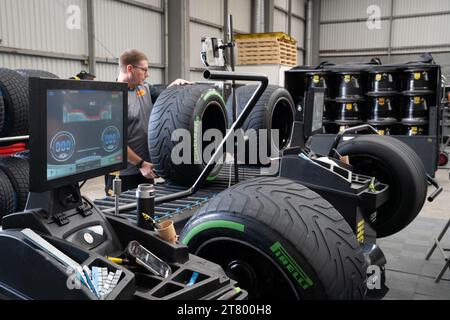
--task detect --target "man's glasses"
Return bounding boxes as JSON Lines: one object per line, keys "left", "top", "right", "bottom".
{"left": 132, "top": 65, "right": 149, "bottom": 73}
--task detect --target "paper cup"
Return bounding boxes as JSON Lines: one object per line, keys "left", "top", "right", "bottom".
{"left": 156, "top": 220, "right": 177, "bottom": 244}
{"left": 340, "top": 155, "right": 349, "bottom": 165}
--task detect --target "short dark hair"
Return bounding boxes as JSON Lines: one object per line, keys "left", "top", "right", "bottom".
{"left": 119, "top": 49, "right": 148, "bottom": 71}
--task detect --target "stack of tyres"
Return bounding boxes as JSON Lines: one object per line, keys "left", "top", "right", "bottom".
{"left": 0, "top": 68, "right": 55, "bottom": 221}
{"left": 0, "top": 68, "right": 58, "bottom": 137}
{"left": 334, "top": 71, "right": 365, "bottom": 132}
{"left": 400, "top": 66, "right": 434, "bottom": 136}
{"left": 0, "top": 154, "right": 29, "bottom": 222}
{"left": 366, "top": 67, "right": 400, "bottom": 135}
{"left": 0, "top": 68, "right": 29, "bottom": 137}
{"left": 304, "top": 71, "right": 336, "bottom": 133}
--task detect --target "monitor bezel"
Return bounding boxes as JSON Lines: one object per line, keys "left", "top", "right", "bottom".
{"left": 29, "top": 77, "right": 128, "bottom": 193}
{"left": 303, "top": 87, "right": 325, "bottom": 138}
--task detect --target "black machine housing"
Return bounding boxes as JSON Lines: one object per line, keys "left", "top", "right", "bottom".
{"left": 0, "top": 70, "right": 392, "bottom": 300}
{"left": 0, "top": 77, "right": 246, "bottom": 300}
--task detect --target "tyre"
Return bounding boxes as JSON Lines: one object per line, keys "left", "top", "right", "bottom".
{"left": 16, "top": 69, "right": 59, "bottom": 79}
{"left": 0, "top": 68, "right": 29, "bottom": 136}
{"left": 0, "top": 169, "right": 15, "bottom": 220}
{"left": 13, "top": 149, "right": 29, "bottom": 160}
{"left": 337, "top": 135, "right": 427, "bottom": 237}
{"left": 225, "top": 85, "right": 295, "bottom": 164}
{"left": 150, "top": 84, "right": 168, "bottom": 104}
{"left": 0, "top": 156, "right": 29, "bottom": 212}
{"left": 149, "top": 84, "right": 228, "bottom": 186}
{"left": 0, "top": 91, "right": 5, "bottom": 135}
{"left": 180, "top": 176, "right": 366, "bottom": 300}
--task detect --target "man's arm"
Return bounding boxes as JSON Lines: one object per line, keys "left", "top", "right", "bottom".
{"left": 127, "top": 146, "right": 157, "bottom": 179}
{"left": 168, "top": 79, "right": 194, "bottom": 87}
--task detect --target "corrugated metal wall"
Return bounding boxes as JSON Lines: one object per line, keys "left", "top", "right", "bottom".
{"left": 229, "top": 0, "right": 252, "bottom": 33}
{"left": 189, "top": 0, "right": 224, "bottom": 81}
{"left": 188, "top": 0, "right": 255, "bottom": 81}
{"left": 274, "top": 0, "right": 305, "bottom": 65}
{"left": 1, "top": 0, "right": 308, "bottom": 83}
{"left": 0, "top": 0, "right": 87, "bottom": 55}
{"left": 93, "top": 0, "right": 164, "bottom": 82}
{"left": 319, "top": 0, "right": 450, "bottom": 78}
{"left": 291, "top": 0, "right": 306, "bottom": 64}
{"left": 0, "top": 0, "right": 88, "bottom": 78}
{"left": 0, "top": 0, "right": 165, "bottom": 82}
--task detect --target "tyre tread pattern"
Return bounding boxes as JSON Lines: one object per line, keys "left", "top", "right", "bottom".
{"left": 0, "top": 168, "right": 15, "bottom": 218}
{"left": 226, "top": 85, "right": 278, "bottom": 130}
{"left": 181, "top": 176, "right": 366, "bottom": 299}
{"left": 0, "top": 156, "right": 29, "bottom": 212}
{"left": 149, "top": 85, "right": 212, "bottom": 184}
{"left": 0, "top": 68, "right": 29, "bottom": 136}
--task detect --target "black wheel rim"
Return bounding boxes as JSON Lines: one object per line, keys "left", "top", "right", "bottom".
{"left": 271, "top": 97, "right": 294, "bottom": 150}
{"left": 195, "top": 237, "right": 300, "bottom": 300}
{"left": 201, "top": 101, "right": 227, "bottom": 166}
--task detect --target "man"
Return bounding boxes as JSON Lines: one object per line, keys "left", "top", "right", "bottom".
{"left": 105, "top": 49, "right": 192, "bottom": 195}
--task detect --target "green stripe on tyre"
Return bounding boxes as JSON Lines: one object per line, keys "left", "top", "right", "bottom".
{"left": 202, "top": 90, "right": 226, "bottom": 105}
{"left": 182, "top": 220, "right": 245, "bottom": 245}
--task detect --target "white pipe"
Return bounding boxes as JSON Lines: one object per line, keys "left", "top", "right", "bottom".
{"left": 305, "top": 0, "right": 313, "bottom": 66}
{"left": 253, "top": 0, "right": 264, "bottom": 33}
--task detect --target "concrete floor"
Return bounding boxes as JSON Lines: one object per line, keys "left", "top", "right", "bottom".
{"left": 378, "top": 168, "right": 450, "bottom": 300}
{"left": 83, "top": 168, "right": 450, "bottom": 300}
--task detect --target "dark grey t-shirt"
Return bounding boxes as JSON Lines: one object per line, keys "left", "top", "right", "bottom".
{"left": 120, "top": 82, "right": 153, "bottom": 176}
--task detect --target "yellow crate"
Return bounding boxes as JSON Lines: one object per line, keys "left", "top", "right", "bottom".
{"left": 235, "top": 32, "right": 298, "bottom": 66}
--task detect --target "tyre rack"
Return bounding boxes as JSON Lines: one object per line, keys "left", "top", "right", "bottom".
{"left": 285, "top": 64, "right": 444, "bottom": 176}
{"left": 94, "top": 165, "right": 265, "bottom": 230}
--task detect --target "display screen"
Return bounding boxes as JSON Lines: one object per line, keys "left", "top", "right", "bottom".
{"left": 46, "top": 89, "right": 124, "bottom": 181}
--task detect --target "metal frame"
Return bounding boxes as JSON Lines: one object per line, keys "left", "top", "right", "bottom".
{"left": 87, "top": 0, "right": 96, "bottom": 75}
{"left": 425, "top": 218, "right": 450, "bottom": 282}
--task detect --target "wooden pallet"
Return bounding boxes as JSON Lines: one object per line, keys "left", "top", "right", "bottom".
{"left": 235, "top": 32, "right": 298, "bottom": 66}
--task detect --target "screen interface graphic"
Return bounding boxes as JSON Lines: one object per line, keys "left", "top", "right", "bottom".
{"left": 46, "top": 89, "right": 123, "bottom": 181}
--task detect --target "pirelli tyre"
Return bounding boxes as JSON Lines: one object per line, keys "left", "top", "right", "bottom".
{"left": 0, "top": 168, "right": 15, "bottom": 220}
{"left": 149, "top": 84, "right": 228, "bottom": 186}
{"left": 180, "top": 176, "right": 366, "bottom": 300}
{"left": 0, "top": 68, "right": 29, "bottom": 136}
{"left": 0, "top": 156, "right": 29, "bottom": 212}
{"left": 337, "top": 135, "right": 427, "bottom": 238}
{"left": 225, "top": 85, "right": 295, "bottom": 165}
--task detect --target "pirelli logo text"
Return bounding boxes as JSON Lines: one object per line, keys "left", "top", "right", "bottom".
{"left": 270, "top": 241, "right": 313, "bottom": 290}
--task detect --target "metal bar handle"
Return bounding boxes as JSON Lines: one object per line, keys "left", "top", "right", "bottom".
{"left": 104, "top": 71, "right": 269, "bottom": 213}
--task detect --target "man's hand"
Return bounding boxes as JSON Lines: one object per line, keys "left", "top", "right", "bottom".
{"left": 139, "top": 161, "right": 158, "bottom": 180}
{"left": 168, "top": 78, "right": 194, "bottom": 87}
